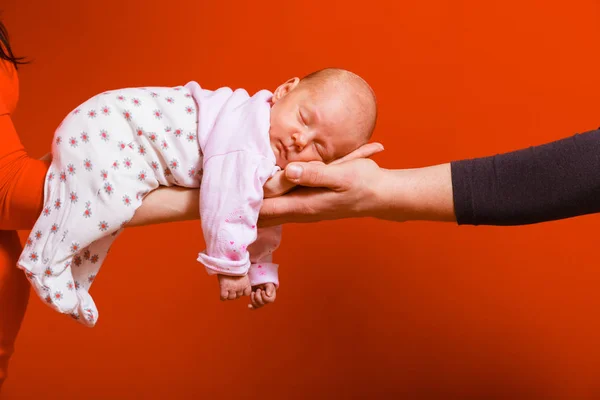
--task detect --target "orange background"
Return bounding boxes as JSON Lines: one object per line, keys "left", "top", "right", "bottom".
{"left": 3, "top": 0, "right": 600, "bottom": 398}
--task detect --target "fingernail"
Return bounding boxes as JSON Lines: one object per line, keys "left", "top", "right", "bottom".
{"left": 286, "top": 164, "right": 303, "bottom": 180}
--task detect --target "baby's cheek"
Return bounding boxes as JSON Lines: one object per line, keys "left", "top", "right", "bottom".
{"left": 291, "top": 149, "right": 322, "bottom": 164}
{"left": 276, "top": 157, "right": 289, "bottom": 169}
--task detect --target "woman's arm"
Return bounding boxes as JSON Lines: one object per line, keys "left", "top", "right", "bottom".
{"left": 128, "top": 186, "right": 200, "bottom": 227}
{"left": 47, "top": 152, "right": 203, "bottom": 228}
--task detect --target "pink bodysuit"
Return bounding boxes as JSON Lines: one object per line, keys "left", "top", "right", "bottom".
{"left": 17, "top": 81, "right": 282, "bottom": 326}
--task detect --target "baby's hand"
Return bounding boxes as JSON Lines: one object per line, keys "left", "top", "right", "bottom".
{"left": 248, "top": 283, "right": 277, "bottom": 310}
{"left": 217, "top": 274, "right": 251, "bottom": 301}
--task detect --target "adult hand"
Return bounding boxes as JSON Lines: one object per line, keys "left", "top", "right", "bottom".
{"left": 259, "top": 157, "right": 386, "bottom": 226}
{"left": 260, "top": 159, "right": 456, "bottom": 226}
{"left": 263, "top": 142, "right": 384, "bottom": 198}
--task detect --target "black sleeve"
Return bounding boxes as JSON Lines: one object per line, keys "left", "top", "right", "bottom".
{"left": 451, "top": 128, "right": 600, "bottom": 225}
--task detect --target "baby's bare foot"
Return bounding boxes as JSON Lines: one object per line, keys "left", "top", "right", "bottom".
{"left": 248, "top": 283, "right": 277, "bottom": 310}
{"left": 218, "top": 274, "right": 251, "bottom": 301}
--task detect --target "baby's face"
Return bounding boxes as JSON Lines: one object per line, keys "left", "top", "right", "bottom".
{"left": 269, "top": 78, "right": 365, "bottom": 168}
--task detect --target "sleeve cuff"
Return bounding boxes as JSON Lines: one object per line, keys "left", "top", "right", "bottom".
{"left": 197, "top": 251, "right": 250, "bottom": 276}
{"left": 248, "top": 263, "right": 279, "bottom": 288}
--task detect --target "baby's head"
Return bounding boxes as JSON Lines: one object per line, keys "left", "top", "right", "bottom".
{"left": 269, "top": 68, "right": 377, "bottom": 168}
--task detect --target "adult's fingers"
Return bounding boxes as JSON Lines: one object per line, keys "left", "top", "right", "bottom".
{"left": 263, "top": 142, "right": 382, "bottom": 198}
{"left": 330, "top": 142, "right": 384, "bottom": 165}
{"left": 259, "top": 187, "right": 337, "bottom": 227}
{"left": 284, "top": 162, "right": 348, "bottom": 190}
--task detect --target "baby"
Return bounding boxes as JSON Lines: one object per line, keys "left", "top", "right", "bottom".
{"left": 17, "top": 68, "right": 377, "bottom": 326}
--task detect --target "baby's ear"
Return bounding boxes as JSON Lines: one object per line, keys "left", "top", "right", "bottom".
{"left": 272, "top": 77, "right": 300, "bottom": 103}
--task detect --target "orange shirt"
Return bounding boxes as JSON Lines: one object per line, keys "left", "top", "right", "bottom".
{"left": 0, "top": 57, "right": 49, "bottom": 230}
{"left": 0, "top": 57, "right": 19, "bottom": 116}
{"left": 0, "top": 57, "right": 23, "bottom": 157}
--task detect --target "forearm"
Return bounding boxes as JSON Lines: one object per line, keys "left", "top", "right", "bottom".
{"left": 128, "top": 161, "right": 285, "bottom": 228}
{"left": 381, "top": 129, "right": 600, "bottom": 226}
{"left": 38, "top": 151, "right": 202, "bottom": 229}
{"left": 451, "top": 129, "right": 600, "bottom": 225}
{"left": 376, "top": 163, "right": 456, "bottom": 222}
{"left": 119, "top": 168, "right": 278, "bottom": 229}
{"left": 128, "top": 186, "right": 200, "bottom": 227}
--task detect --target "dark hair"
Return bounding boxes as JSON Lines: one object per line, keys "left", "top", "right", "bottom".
{"left": 0, "top": 21, "right": 26, "bottom": 68}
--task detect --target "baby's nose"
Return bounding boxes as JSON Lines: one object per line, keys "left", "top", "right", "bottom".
{"left": 293, "top": 134, "right": 307, "bottom": 151}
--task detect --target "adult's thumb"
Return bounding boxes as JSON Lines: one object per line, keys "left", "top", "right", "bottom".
{"left": 284, "top": 162, "right": 341, "bottom": 189}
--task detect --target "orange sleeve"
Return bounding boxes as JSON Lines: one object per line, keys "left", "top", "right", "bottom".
{"left": 0, "top": 114, "right": 49, "bottom": 230}
{"left": 0, "top": 44, "right": 41, "bottom": 395}
{"left": 0, "top": 59, "right": 49, "bottom": 230}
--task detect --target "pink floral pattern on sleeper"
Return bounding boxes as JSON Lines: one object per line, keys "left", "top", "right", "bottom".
{"left": 17, "top": 82, "right": 284, "bottom": 327}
